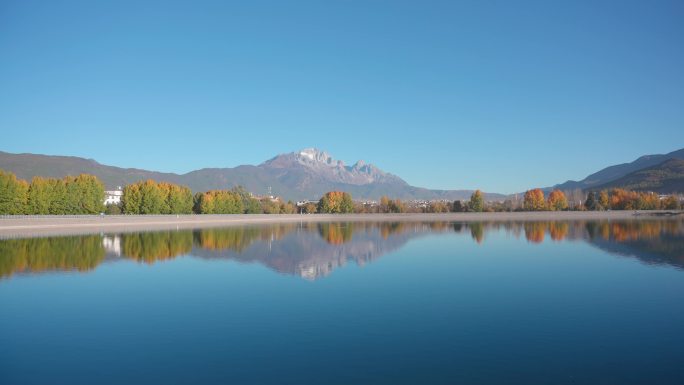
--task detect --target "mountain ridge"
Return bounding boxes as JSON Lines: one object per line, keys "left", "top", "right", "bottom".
{"left": 590, "top": 158, "right": 684, "bottom": 193}
{"left": 0, "top": 149, "right": 505, "bottom": 201}
{"left": 549, "top": 148, "right": 684, "bottom": 192}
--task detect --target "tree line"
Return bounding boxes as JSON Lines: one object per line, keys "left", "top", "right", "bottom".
{"left": 122, "top": 181, "right": 300, "bottom": 215}
{"left": 1, "top": 169, "right": 681, "bottom": 215}
{"left": 0, "top": 170, "right": 104, "bottom": 215}
{"left": 583, "top": 188, "right": 680, "bottom": 211}
{"left": 449, "top": 188, "right": 681, "bottom": 212}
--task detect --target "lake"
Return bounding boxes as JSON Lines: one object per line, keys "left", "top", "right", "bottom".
{"left": 1, "top": 219, "right": 683, "bottom": 384}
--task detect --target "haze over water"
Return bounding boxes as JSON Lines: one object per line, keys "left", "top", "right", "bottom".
{"left": 1, "top": 219, "right": 683, "bottom": 384}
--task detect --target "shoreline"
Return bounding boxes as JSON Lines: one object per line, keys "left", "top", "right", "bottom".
{"left": 0, "top": 211, "right": 681, "bottom": 239}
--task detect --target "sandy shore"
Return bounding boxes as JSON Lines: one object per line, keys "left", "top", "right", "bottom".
{"left": 0, "top": 211, "right": 681, "bottom": 238}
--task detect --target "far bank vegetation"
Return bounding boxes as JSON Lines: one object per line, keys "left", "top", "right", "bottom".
{"left": 0, "top": 169, "right": 681, "bottom": 215}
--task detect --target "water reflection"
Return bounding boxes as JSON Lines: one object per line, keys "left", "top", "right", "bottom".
{"left": 0, "top": 235, "right": 105, "bottom": 278}
{"left": 1, "top": 219, "right": 682, "bottom": 279}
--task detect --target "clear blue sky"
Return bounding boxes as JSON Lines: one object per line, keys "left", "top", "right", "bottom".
{"left": 1, "top": 0, "right": 682, "bottom": 194}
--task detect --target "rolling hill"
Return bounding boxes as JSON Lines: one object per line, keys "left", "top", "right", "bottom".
{"left": 590, "top": 158, "right": 684, "bottom": 193}
{"left": 550, "top": 148, "right": 684, "bottom": 192}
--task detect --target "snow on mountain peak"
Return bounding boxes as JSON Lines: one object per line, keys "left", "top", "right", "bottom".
{"left": 299, "top": 148, "right": 318, "bottom": 160}
{"left": 261, "top": 148, "right": 402, "bottom": 186}
{"left": 297, "top": 147, "right": 321, "bottom": 158}
{"left": 295, "top": 148, "right": 338, "bottom": 165}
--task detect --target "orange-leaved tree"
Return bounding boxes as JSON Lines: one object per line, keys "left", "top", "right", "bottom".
{"left": 523, "top": 188, "right": 546, "bottom": 211}
{"left": 547, "top": 190, "right": 568, "bottom": 211}
{"left": 317, "top": 191, "right": 353, "bottom": 213}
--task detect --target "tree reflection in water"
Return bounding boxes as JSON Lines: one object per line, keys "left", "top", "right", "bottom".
{"left": 1, "top": 219, "right": 682, "bottom": 278}
{"left": 0, "top": 235, "right": 105, "bottom": 278}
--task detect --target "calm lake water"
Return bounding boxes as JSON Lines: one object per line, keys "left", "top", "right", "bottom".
{"left": 1, "top": 220, "right": 684, "bottom": 384}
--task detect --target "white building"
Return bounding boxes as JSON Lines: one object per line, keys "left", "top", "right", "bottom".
{"left": 104, "top": 187, "right": 123, "bottom": 205}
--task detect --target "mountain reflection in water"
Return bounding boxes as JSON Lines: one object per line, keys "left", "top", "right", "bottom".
{"left": 1, "top": 219, "right": 683, "bottom": 279}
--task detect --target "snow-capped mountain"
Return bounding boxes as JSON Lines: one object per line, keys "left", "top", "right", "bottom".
{"left": 0, "top": 148, "right": 505, "bottom": 201}
{"left": 261, "top": 148, "right": 406, "bottom": 186}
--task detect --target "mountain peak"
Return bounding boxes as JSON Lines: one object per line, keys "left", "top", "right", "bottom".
{"left": 259, "top": 148, "right": 406, "bottom": 186}
{"left": 296, "top": 148, "right": 335, "bottom": 164}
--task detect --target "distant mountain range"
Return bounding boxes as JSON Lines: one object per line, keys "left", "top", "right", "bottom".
{"left": 3, "top": 146, "right": 683, "bottom": 200}
{"left": 549, "top": 147, "right": 684, "bottom": 193}
{"left": 0, "top": 148, "right": 505, "bottom": 201}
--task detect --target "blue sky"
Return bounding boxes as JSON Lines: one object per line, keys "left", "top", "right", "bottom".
{"left": 1, "top": 0, "right": 682, "bottom": 194}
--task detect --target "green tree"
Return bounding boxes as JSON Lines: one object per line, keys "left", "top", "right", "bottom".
{"left": 244, "top": 197, "right": 262, "bottom": 214}
{"left": 165, "top": 183, "right": 193, "bottom": 214}
{"left": 27, "top": 177, "right": 52, "bottom": 214}
{"left": 213, "top": 190, "right": 243, "bottom": 214}
{"left": 662, "top": 195, "right": 680, "bottom": 210}
{"left": 137, "top": 180, "right": 165, "bottom": 214}
{"left": 0, "top": 169, "right": 28, "bottom": 214}
{"left": 585, "top": 191, "right": 597, "bottom": 211}
{"left": 104, "top": 203, "right": 122, "bottom": 215}
{"left": 232, "top": 186, "right": 262, "bottom": 214}
{"left": 429, "top": 201, "right": 449, "bottom": 213}
{"left": 122, "top": 183, "right": 142, "bottom": 214}
{"left": 48, "top": 178, "right": 68, "bottom": 214}
{"left": 469, "top": 190, "right": 484, "bottom": 212}
{"left": 388, "top": 199, "right": 406, "bottom": 213}
{"left": 195, "top": 192, "right": 215, "bottom": 214}
{"left": 65, "top": 174, "right": 105, "bottom": 214}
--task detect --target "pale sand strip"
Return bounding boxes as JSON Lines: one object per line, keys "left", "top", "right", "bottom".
{"left": 0, "top": 211, "right": 680, "bottom": 239}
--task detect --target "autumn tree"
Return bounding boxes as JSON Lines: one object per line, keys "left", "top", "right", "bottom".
{"left": 318, "top": 191, "right": 354, "bottom": 214}
{"left": 123, "top": 180, "right": 193, "bottom": 214}
{"left": 598, "top": 190, "right": 609, "bottom": 210}
{"left": 428, "top": 201, "right": 449, "bottom": 213}
{"left": 191, "top": 190, "right": 245, "bottom": 214}
{"left": 260, "top": 198, "right": 281, "bottom": 214}
{"left": 469, "top": 190, "right": 484, "bottom": 212}
{"left": 609, "top": 188, "right": 639, "bottom": 210}
{"left": 304, "top": 202, "right": 318, "bottom": 214}
{"left": 523, "top": 188, "right": 546, "bottom": 211}
{"left": 380, "top": 196, "right": 390, "bottom": 213}
{"left": 547, "top": 190, "right": 568, "bottom": 211}
{"left": 0, "top": 169, "right": 29, "bottom": 214}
